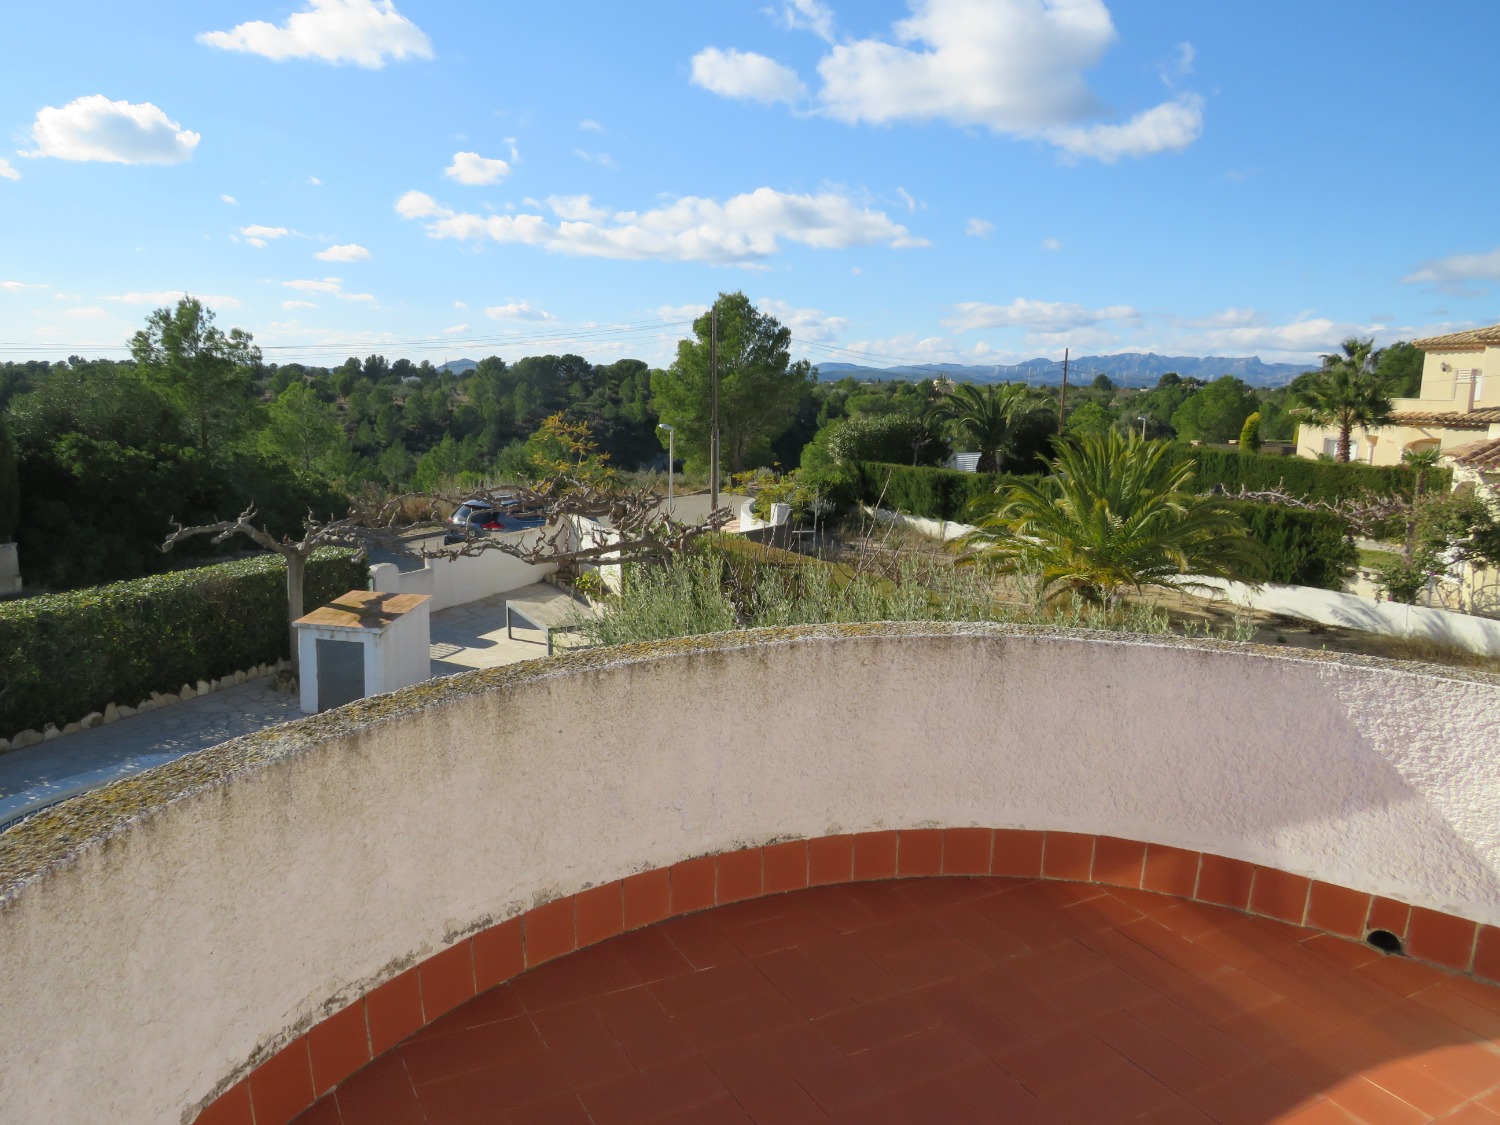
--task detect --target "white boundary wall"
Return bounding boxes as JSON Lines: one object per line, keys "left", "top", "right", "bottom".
{"left": 2, "top": 627, "right": 1500, "bottom": 1122}
{"left": 370, "top": 535, "right": 555, "bottom": 611}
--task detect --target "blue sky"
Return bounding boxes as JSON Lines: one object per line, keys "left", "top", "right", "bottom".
{"left": 2, "top": 0, "right": 1498, "bottom": 372}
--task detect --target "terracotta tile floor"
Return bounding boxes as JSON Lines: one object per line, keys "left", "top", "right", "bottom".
{"left": 295, "top": 879, "right": 1500, "bottom": 1124}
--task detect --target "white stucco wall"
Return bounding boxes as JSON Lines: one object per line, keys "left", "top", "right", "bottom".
{"left": 370, "top": 536, "right": 555, "bottom": 611}
{"left": 2, "top": 626, "right": 1499, "bottom": 1123}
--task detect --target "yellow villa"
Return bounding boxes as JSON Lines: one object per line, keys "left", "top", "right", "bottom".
{"left": 1296, "top": 322, "right": 1500, "bottom": 472}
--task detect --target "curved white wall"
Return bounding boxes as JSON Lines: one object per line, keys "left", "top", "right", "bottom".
{"left": 2, "top": 625, "right": 1499, "bottom": 1123}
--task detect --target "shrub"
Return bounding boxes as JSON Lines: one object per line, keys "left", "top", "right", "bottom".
{"left": 823, "top": 414, "right": 946, "bottom": 467}
{"left": 1224, "top": 502, "right": 1354, "bottom": 590}
{"left": 0, "top": 549, "right": 366, "bottom": 734}
{"left": 1238, "top": 412, "right": 1262, "bottom": 454}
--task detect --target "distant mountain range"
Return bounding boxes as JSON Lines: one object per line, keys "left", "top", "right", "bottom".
{"left": 438, "top": 351, "right": 1313, "bottom": 388}
{"left": 813, "top": 353, "right": 1314, "bottom": 388}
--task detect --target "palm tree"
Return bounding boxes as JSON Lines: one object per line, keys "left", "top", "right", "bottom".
{"left": 1294, "top": 337, "right": 1393, "bottom": 462}
{"left": 1401, "top": 446, "right": 1443, "bottom": 559}
{"left": 925, "top": 382, "right": 1054, "bottom": 473}
{"left": 959, "top": 431, "right": 1264, "bottom": 606}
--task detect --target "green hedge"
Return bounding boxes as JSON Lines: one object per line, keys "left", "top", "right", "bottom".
{"left": 1224, "top": 502, "right": 1355, "bottom": 590}
{"left": 0, "top": 549, "right": 366, "bottom": 734}
{"left": 1163, "top": 446, "right": 1447, "bottom": 504}
{"left": 852, "top": 462, "right": 1026, "bottom": 521}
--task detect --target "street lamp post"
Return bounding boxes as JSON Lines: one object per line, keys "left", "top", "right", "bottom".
{"left": 657, "top": 423, "right": 675, "bottom": 516}
{"left": 1137, "top": 416, "right": 1148, "bottom": 439}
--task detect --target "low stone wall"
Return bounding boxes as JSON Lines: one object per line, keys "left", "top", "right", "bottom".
{"left": 2, "top": 625, "right": 1499, "bottom": 1123}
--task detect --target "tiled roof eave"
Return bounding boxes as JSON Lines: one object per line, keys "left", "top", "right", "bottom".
{"left": 1412, "top": 324, "right": 1500, "bottom": 350}
{"left": 1388, "top": 410, "right": 1500, "bottom": 428}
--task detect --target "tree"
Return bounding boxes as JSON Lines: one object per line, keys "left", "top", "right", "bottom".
{"left": 820, "top": 414, "right": 946, "bottom": 467}
{"left": 959, "top": 432, "right": 1264, "bottom": 606}
{"left": 1169, "top": 376, "right": 1258, "bottom": 443}
{"left": 260, "top": 383, "right": 349, "bottom": 479}
{"left": 162, "top": 500, "right": 415, "bottom": 678}
{"left": 1063, "top": 401, "right": 1114, "bottom": 439}
{"left": 651, "top": 293, "right": 814, "bottom": 474}
{"left": 1293, "top": 337, "right": 1393, "bottom": 462}
{"left": 1239, "top": 412, "right": 1263, "bottom": 454}
{"left": 925, "top": 382, "right": 1055, "bottom": 473}
{"left": 1376, "top": 341, "right": 1424, "bottom": 398}
{"left": 0, "top": 413, "right": 17, "bottom": 543}
{"left": 521, "top": 413, "right": 613, "bottom": 483}
{"left": 130, "top": 298, "right": 260, "bottom": 456}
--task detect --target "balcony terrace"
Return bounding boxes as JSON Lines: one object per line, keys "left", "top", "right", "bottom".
{"left": 3, "top": 624, "right": 1500, "bottom": 1123}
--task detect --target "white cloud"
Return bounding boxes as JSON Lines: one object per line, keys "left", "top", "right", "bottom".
{"left": 966, "top": 218, "right": 994, "bottom": 238}
{"left": 657, "top": 303, "right": 710, "bottom": 320}
{"left": 101, "top": 290, "right": 242, "bottom": 308}
{"left": 484, "top": 300, "right": 555, "bottom": 322}
{"left": 240, "top": 224, "right": 290, "bottom": 248}
{"left": 0, "top": 159, "right": 20, "bottom": 181}
{"left": 283, "top": 277, "right": 374, "bottom": 301}
{"left": 776, "top": 0, "right": 836, "bottom": 42}
{"left": 315, "top": 242, "right": 371, "bottom": 262}
{"left": 396, "top": 186, "right": 927, "bottom": 266}
{"left": 1040, "top": 236, "right": 1062, "bottom": 251}
{"left": 444, "top": 151, "right": 511, "bottom": 186}
{"left": 1173, "top": 316, "right": 1366, "bottom": 358}
{"left": 946, "top": 297, "right": 1138, "bottom": 333}
{"left": 23, "top": 95, "right": 199, "bottom": 165}
{"left": 1, "top": 281, "right": 48, "bottom": 292}
{"left": 1176, "top": 307, "right": 1261, "bottom": 330}
{"left": 282, "top": 299, "right": 319, "bottom": 309}
{"left": 546, "top": 194, "right": 610, "bottom": 222}
{"left": 572, "top": 149, "right": 618, "bottom": 168}
{"left": 64, "top": 306, "right": 110, "bottom": 320}
{"left": 896, "top": 187, "right": 920, "bottom": 213}
{"left": 308, "top": 175, "right": 323, "bottom": 186}
{"left": 700, "top": 0, "right": 1203, "bottom": 160}
{"left": 220, "top": 193, "right": 238, "bottom": 204}
{"left": 1045, "top": 94, "right": 1203, "bottom": 162}
{"left": 453, "top": 300, "right": 468, "bottom": 310}
{"left": 691, "top": 47, "right": 805, "bottom": 104}
{"left": 758, "top": 299, "right": 848, "bottom": 341}
{"left": 579, "top": 119, "right": 604, "bottom": 132}
{"left": 443, "top": 323, "right": 470, "bottom": 334}
{"left": 198, "top": 0, "right": 433, "bottom": 68}
{"left": 1172, "top": 41, "right": 1195, "bottom": 77}
{"left": 53, "top": 292, "right": 81, "bottom": 301}
{"left": 1402, "top": 247, "right": 1500, "bottom": 291}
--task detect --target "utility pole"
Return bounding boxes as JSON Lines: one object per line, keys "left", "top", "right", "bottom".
{"left": 709, "top": 303, "right": 720, "bottom": 513}
{"left": 1057, "top": 347, "right": 1069, "bottom": 435}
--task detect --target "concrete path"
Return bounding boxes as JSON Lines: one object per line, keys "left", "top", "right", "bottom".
{"left": 0, "top": 590, "right": 584, "bottom": 830}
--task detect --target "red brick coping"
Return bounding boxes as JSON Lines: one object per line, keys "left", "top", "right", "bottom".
{"left": 195, "top": 829, "right": 1500, "bottom": 1125}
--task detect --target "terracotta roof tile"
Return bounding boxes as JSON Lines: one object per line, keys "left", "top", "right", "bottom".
{"left": 1389, "top": 408, "right": 1500, "bottom": 428}
{"left": 1413, "top": 323, "right": 1500, "bottom": 351}
{"left": 1445, "top": 437, "right": 1500, "bottom": 471}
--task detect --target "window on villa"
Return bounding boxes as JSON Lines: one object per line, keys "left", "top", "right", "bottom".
{"left": 1322, "top": 437, "right": 1361, "bottom": 458}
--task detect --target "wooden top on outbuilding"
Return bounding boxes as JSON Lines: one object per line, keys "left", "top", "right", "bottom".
{"left": 294, "top": 590, "right": 430, "bottom": 631}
